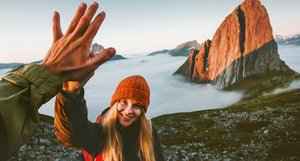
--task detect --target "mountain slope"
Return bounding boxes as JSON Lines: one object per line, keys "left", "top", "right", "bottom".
{"left": 153, "top": 77, "right": 300, "bottom": 160}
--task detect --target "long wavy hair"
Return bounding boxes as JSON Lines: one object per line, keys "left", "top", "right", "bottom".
{"left": 101, "top": 102, "right": 155, "bottom": 161}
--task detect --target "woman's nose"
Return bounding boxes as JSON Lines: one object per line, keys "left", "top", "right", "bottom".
{"left": 124, "top": 104, "right": 133, "bottom": 114}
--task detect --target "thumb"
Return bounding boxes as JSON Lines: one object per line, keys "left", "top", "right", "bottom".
{"left": 89, "top": 47, "right": 116, "bottom": 69}
{"left": 52, "top": 11, "right": 63, "bottom": 43}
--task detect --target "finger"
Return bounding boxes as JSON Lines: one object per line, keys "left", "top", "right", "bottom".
{"left": 73, "top": 2, "right": 99, "bottom": 37}
{"left": 81, "top": 12, "right": 105, "bottom": 45}
{"left": 88, "top": 47, "right": 116, "bottom": 70}
{"left": 52, "top": 12, "right": 63, "bottom": 42}
{"left": 65, "top": 3, "right": 87, "bottom": 35}
{"left": 60, "top": 48, "right": 115, "bottom": 81}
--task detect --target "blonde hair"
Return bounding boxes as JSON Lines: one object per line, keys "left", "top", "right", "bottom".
{"left": 102, "top": 102, "right": 156, "bottom": 161}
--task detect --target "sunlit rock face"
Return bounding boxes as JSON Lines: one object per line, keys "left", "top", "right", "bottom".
{"left": 175, "top": 0, "right": 292, "bottom": 88}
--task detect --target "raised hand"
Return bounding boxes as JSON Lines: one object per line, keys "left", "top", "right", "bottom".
{"left": 42, "top": 2, "right": 116, "bottom": 82}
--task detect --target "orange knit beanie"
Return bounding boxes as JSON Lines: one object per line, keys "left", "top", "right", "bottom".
{"left": 110, "top": 75, "right": 150, "bottom": 112}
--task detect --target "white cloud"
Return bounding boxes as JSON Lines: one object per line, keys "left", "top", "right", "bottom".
{"left": 265, "top": 80, "right": 300, "bottom": 96}
{"left": 278, "top": 45, "right": 300, "bottom": 73}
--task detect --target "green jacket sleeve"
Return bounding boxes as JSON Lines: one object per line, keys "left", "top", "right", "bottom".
{"left": 0, "top": 64, "right": 61, "bottom": 159}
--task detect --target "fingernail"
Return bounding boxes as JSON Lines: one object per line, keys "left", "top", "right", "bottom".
{"left": 80, "top": 3, "right": 87, "bottom": 8}
{"left": 100, "top": 11, "right": 105, "bottom": 17}
{"left": 109, "top": 48, "right": 116, "bottom": 55}
{"left": 92, "top": 2, "right": 98, "bottom": 8}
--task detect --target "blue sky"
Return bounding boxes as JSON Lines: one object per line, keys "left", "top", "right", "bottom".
{"left": 0, "top": 0, "right": 299, "bottom": 63}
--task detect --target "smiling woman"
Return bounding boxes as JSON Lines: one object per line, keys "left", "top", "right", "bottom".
{"left": 54, "top": 75, "right": 165, "bottom": 161}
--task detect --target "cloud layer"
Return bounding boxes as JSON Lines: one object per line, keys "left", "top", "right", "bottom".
{"left": 1, "top": 45, "right": 299, "bottom": 121}
{"left": 278, "top": 45, "right": 300, "bottom": 73}
{"left": 39, "top": 54, "right": 242, "bottom": 120}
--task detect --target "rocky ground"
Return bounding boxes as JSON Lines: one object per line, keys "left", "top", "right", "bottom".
{"left": 154, "top": 88, "right": 300, "bottom": 161}
{"left": 9, "top": 89, "right": 300, "bottom": 161}
{"left": 9, "top": 121, "right": 83, "bottom": 161}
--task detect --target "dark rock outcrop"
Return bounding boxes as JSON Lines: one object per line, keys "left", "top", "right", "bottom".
{"left": 110, "top": 54, "right": 127, "bottom": 61}
{"left": 174, "top": 49, "right": 199, "bottom": 80}
{"left": 174, "top": 0, "right": 293, "bottom": 88}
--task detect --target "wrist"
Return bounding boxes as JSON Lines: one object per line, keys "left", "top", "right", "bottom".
{"left": 60, "top": 87, "right": 84, "bottom": 99}
{"left": 62, "top": 87, "right": 81, "bottom": 94}
{"left": 62, "top": 82, "right": 82, "bottom": 94}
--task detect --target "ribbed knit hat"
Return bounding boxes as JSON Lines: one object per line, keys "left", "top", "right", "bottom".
{"left": 110, "top": 75, "right": 150, "bottom": 112}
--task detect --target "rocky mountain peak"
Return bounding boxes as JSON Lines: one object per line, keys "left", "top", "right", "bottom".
{"left": 174, "top": 40, "right": 200, "bottom": 51}
{"left": 174, "top": 0, "right": 293, "bottom": 88}
{"left": 92, "top": 43, "right": 104, "bottom": 54}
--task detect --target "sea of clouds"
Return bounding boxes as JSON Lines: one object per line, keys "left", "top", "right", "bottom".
{"left": 1, "top": 45, "right": 299, "bottom": 120}
{"left": 39, "top": 54, "right": 243, "bottom": 120}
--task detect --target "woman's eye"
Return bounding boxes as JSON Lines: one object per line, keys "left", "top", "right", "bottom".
{"left": 120, "top": 100, "right": 127, "bottom": 105}
{"left": 133, "top": 104, "right": 143, "bottom": 109}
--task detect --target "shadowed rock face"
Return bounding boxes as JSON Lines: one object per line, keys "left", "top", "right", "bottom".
{"left": 174, "top": 0, "right": 293, "bottom": 88}
{"left": 174, "top": 49, "right": 199, "bottom": 80}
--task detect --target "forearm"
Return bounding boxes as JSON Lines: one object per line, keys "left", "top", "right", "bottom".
{"left": 0, "top": 64, "right": 61, "bottom": 159}
{"left": 54, "top": 89, "right": 105, "bottom": 154}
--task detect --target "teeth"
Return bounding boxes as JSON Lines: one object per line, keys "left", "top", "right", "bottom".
{"left": 123, "top": 115, "right": 131, "bottom": 119}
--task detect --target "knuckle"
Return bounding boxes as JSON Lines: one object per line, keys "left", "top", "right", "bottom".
{"left": 69, "top": 21, "right": 77, "bottom": 30}
{"left": 81, "top": 16, "right": 91, "bottom": 24}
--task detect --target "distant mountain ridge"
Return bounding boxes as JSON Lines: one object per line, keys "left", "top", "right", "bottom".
{"left": 174, "top": 0, "right": 294, "bottom": 88}
{"left": 0, "top": 61, "right": 42, "bottom": 70}
{"left": 148, "top": 49, "right": 170, "bottom": 56}
{"left": 169, "top": 40, "right": 200, "bottom": 56}
{"left": 274, "top": 34, "right": 300, "bottom": 46}
{"left": 0, "top": 44, "right": 126, "bottom": 70}
{"left": 148, "top": 40, "right": 200, "bottom": 57}
{"left": 0, "top": 63, "right": 23, "bottom": 69}
{"left": 109, "top": 54, "right": 127, "bottom": 61}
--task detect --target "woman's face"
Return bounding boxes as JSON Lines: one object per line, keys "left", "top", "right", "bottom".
{"left": 117, "top": 98, "right": 143, "bottom": 127}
